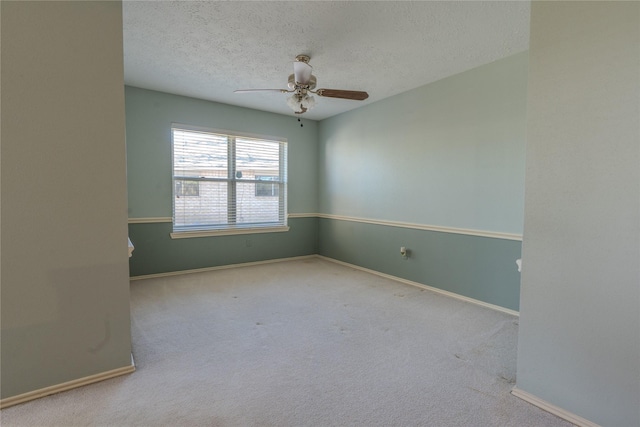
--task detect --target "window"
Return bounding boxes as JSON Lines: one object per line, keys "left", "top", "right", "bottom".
{"left": 171, "top": 124, "right": 288, "bottom": 237}
{"left": 255, "top": 175, "right": 279, "bottom": 197}
{"left": 175, "top": 180, "right": 200, "bottom": 197}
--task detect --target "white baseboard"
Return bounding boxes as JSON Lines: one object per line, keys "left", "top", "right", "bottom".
{"left": 131, "top": 254, "right": 518, "bottom": 316}
{"left": 129, "top": 255, "right": 317, "bottom": 281}
{"left": 317, "top": 255, "right": 519, "bottom": 317}
{"left": 511, "top": 387, "right": 601, "bottom": 427}
{"left": 0, "top": 360, "right": 135, "bottom": 409}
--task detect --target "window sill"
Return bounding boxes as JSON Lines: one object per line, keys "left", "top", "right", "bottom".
{"left": 170, "top": 226, "right": 290, "bottom": 239}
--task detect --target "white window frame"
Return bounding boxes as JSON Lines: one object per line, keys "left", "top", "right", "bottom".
{"left": 170, "top": 124, "right": 288, "bottom": 239}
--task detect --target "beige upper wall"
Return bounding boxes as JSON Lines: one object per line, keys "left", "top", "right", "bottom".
{"left": 517, "top": 2, "right": 640, "bottom": 425}
{"left": 1, "top": 1, "right": 132, "bottom": 398}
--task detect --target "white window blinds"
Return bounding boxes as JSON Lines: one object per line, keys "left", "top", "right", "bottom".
{"left": 172, "top": 125, "right": 287, "bottom": 234}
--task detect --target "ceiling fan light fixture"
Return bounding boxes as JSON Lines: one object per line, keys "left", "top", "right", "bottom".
{"left": 287, "top": 94, "right": 315, "bottom": 114}
{"left": 303, "top": 94, "right": 316, "bottom": 109}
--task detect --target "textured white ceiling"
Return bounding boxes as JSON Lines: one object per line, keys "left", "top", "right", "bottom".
{"left": 123, "top": 1, "right": 530, "bottom": 121}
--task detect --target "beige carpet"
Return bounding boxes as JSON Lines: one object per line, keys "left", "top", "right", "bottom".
{"left": 1, "top": 257, "right": 573, "bottom": 426}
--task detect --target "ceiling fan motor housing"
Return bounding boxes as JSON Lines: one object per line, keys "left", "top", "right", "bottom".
{"left": 288, "top": 74, "right": 317, "bottom": 91}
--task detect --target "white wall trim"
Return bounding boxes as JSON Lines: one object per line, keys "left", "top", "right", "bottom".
{"left": 511, "top": 387, "right": 601, "bottom": 427}
{"left": 127, "top": 215, "right": 314, "bottom": 225}
{"left": 287, "top": 213, "right": 317, "bottom": 219}
{"left": 0, "top": 361, "right": 135, "bottom": 409}
{"left": 129, "top": 213, "right": 522, "bottom": 241}
{"left": 319, "top": 213, "right": 523, "bottom": 241}
{"left": 129, "top": 255, "right": 316, "bottom": 281}
{"left": 129, "top": 214, "right": 317, "bottom": 223}
{"left": 128, "top": 217, "right": 172, "bottom": 224}
{"left": 289, "top": 213, "right": 522, "bottom": 241}
{"left": 317, "top": 255, "right": 519, "bottom": 317}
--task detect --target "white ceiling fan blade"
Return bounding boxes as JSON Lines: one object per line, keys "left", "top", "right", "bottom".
{"left": 293, "top": 61, "right": 313, "bottom": 85}
{"left": 234, "top": 89, "right": 289, "bottom": 94}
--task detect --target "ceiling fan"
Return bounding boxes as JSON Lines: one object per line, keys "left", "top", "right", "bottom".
{"left": 234, "top": 55, "right": 369, "bottom": 115}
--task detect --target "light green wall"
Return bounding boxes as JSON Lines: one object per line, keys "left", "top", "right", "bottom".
{"left": 316, "top": 53, "right": 528, "bottom": 311}
{"left": 128, "top": 219, "right": 317, "bottom": 277}
{"left": 319, "top": 219, "right": 522, "bottom": 311}
{"left": 319, "top": 52, "right": 528, "bottom": 234}
{"left": 125, "top": 87, "right": 319, "bottom": 276}
{"left": 517, "top": 2, "right": 640, "bottom": 425}
{"left": 1, "top": 1, "right": 132, "bottom": 399}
